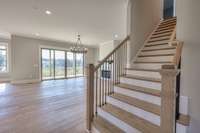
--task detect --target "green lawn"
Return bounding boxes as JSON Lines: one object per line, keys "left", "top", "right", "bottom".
{"left": 42, "top": 67, "right": 83, "bottom": 79}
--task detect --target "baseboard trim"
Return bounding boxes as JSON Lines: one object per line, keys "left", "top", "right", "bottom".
{"left": 11, "top": 79, "right": 41, "bottom": 84}
{"left": 0, "top": 78, "right": 11, "bottom": 83}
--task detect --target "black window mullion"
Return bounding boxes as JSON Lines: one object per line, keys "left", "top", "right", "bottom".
{"left": 53, "top": 50, "right": 55, "bottom": 80}
{"left": 74, "top": 53, "right": 76, "bottom": 77}
{"left": 65, "top": 51, "right": 67, "bottom": 78}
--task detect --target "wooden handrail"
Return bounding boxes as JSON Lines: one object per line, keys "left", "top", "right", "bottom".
{"left": 86, "top": 36, "right": 130, "bottom": 132}
{"left": 168, "top": 25, "right": 183, "bottom": 66}
{"left": 95, "top": 36, "right": 130, "bottom": 71}
{"left": 169, "top": 27, "right": 177, "bottom": 46}
{"left": 173, "top": 41, "right": 183, "bottom": 66}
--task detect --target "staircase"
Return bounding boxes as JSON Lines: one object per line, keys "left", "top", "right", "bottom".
{"left": 86, "top": 17, "right": 190, "bottom": 133}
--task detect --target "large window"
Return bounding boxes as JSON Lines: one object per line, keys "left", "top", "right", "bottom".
{"left": 41, "top": 48, "right": 85, "bottom": 80}
{"left": 0, "top": 44, "right": 8, "bottom": 73}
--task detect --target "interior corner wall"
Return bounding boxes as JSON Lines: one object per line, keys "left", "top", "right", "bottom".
{"left": 176, "top": 0, "right": 200, "bottom": 132}
{"left": 128, "top": 0, "right": 162, "bottom": 62}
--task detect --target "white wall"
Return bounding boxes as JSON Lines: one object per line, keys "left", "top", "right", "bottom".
{"left": 99, "top": 40, "right": 121, "bottom": 61}
{"left": 176, "top": 0, "right": 200, "bottom": 132}
{"left": 11, "top": 35, "right": 98, "bottom": 82}
{"left": 127, "top": 0, "right": 162, "bottom": 64}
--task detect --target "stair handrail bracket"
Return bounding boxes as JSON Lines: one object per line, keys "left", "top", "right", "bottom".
{"left": 159, "top": 65, "right": 180, "bottom": 133}
{"left": 86, "top": 36, "right": 130, "bottom": 132}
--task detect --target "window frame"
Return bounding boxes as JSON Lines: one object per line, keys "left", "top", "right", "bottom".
{"left": 0, "top": 43, "right": 8, "bottom": 73}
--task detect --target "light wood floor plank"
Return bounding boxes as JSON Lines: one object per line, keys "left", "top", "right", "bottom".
{"left": 0, "top": 78, "right": 86, "bottom": 133}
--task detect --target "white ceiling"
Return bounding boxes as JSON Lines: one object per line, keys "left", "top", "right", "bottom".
{"left": 0, "top": 0, "right": 127, "bottom": 46}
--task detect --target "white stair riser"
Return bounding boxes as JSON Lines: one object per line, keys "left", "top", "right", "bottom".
{"left": 126, "top": 70, "right": 161, "bottom": 79}
{"left": 97, "top": 109, "right": 189, "bottom": 133}
{"left": 98, "top": 108, "right": 141, "bottom": 133}
{"left": 176, "top": 123, "right": 188, "bottom": 133}
{"left": 179, "top": 96, "right": 189, "bottom": 115}
{"left": 114, "top": 86, "right": 161, "bottom": 105}
{"left": 136, "top": 56, "right": 174, "bottom": 62}
{"left": 115, "top": 87, "right": 189, "bottom": 116}
{"left": 140, "top": 49, "right": 175, "bottom": 56}
{"left": 91, "top": 126, "right": 100, "bottom": 133}
{"left": 132, "top": 63, "right": 163, "bottom": 69}
{"left": 120, "top": 77, "right": 161, "bottom": 90}
{"left": 107, "top": 96, "right": 160, "bottom": 126}
{"left": 143, "top": 45, "right": 174, "bottom": 50}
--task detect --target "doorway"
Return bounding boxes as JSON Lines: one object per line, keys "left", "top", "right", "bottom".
{"left": 163, "top": 0, "right": 175, "bottom": 19}
{"left": 41, "top": 48, "right": 85, "bottom": 80}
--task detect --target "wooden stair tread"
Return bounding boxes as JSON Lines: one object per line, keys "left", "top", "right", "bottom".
{"left": 134, "top": 61, "right": 173, "bottom": 64}
{"left": 162, "top": 17, "right": 177, "bottom": 23}
{"left": 142, "top": 47, "right": 176, "bottom": 52}
{"left": 102, "top": 104, "right": 161, "bottom": 133}
{"left": 149, "top": 36, "right": 170, "bottom": 41}
{"left": 93, "top": 116, "right": 125, "bottom": 133}
{"left": 126, "top": 67, "right": 160, "bottom": 72}
{"left": 116, "top": 83, "right": 190, "bottom": 126}
{"left": 111, "top": 93, "right": 161, "bottom": 115}
{"left": 123, "top": 74, "right": 161, "bottom": 83}
{"left": 116, "top": 83, "right": 161, "bottom": 97}
{"left": 148, "top": 38, "right": 170, "bottom": 43}
{"left": 157, "top": 25, "right": 175, "bottom": 30}
{"left": 138, "top": 53, "right": 174, "bottom": 57}
{"left": 150, "top": 33, "right": 171, "bottom": 39}
{"left": 146, "top": 41, "right": 169, "bottom": 47}
{"left": 177, "top": 114, "right": 190, "bottom": 126}
{"left": 153, "top": 29, "right": 174, "bottom": 35}
{"left": 155, "top": 28, "right": 175, "bottom": 33}
{"left": 160, "top": 20, "right": 176, "bottom": 25}
{"left": 158, "top": 23, "right": 176, "bottom": 28}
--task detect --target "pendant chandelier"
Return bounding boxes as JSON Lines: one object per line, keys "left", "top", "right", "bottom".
{"left": 70, "top": 35, "right": 88, "bottom": 54}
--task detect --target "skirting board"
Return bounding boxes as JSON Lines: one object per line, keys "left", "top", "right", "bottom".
{"left": 11, "top": 79, "right": 41, "bottom": 84}
{"left": 0, "top": 78, "right": 11, "bottom": 83}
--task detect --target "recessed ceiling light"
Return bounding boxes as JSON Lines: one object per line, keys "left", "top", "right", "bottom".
{"left": 114, "top": 34, "right": 119, "bottom": 38}
{"left": 35, "top": 33, "right": 40, "bottom": 36}
{"left": 45, "top": 10, "right": 52, "bottom": 15}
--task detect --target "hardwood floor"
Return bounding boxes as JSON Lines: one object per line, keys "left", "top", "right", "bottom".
{"left": 0, "top": 78, "right": 86, "bottom": 133}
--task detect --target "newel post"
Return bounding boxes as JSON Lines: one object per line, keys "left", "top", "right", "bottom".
{"left": 86, "top": 64, "right": 95, "bottom": 131}
{"left": 160, "top": 65, "right": 179, "bottom": 133}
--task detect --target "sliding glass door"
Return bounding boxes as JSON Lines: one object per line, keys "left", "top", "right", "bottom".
{"left": 55, "top": 50, "right": 65, "bottom": 79}
{"left": 67, "top": 52, "right": 75, "bottom": 77}
{"left": 41, "top": 48, "right": 85, "bottom": 80}
{"left": 41, "top": 49, "right": 54, "bottom": 80}
{"left": 75, "top": 53, "right": 84, "bottom": 76}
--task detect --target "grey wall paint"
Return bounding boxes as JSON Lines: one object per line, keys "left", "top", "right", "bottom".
{"left": 176, "top": 0, "right": 200, "bottom": 132}
{"left": 11, "top": 35, "right": 98, "bottom": 81}
{"left": 128, "top": 0, "right": 162, "bottom": 62}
